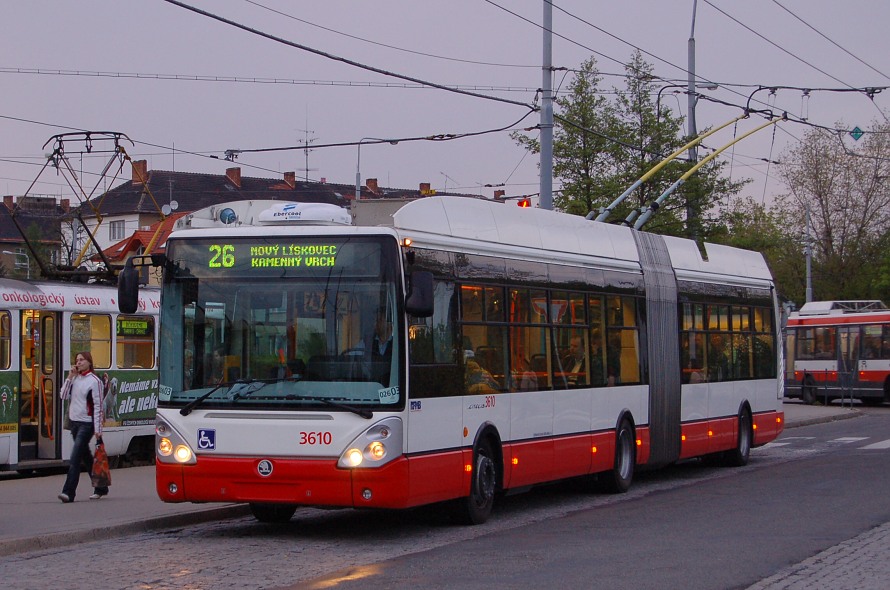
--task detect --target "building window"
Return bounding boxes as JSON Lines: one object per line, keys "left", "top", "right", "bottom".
{"left": 109, "top": 220, "right": 126, "bottom": 241}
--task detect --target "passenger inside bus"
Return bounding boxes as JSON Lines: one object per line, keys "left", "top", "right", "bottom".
{"left": 561, "top": 335, "right": 587, "bottom": 386}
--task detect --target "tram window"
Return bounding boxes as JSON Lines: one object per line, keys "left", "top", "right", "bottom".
{"left": 0, "top": 312, "right": 9, "bottom": 369}
{"left": 116, "top": 316, "right": 155, "bottom": 369}
{"left": 70, "top": 314, "right": 111, "bottom": 369}
{"left": 41, "top": 315, "right": 55, "bottom": 374}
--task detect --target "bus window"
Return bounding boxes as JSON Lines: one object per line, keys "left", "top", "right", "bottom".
{"left": 116, "top": 316, "right": 156, "bottom": 369}
{"left": 70, "top": 314, "right": 111, "bottom": 369}
{"left": 606, "top": 296, "right": 641, "bottom": 385}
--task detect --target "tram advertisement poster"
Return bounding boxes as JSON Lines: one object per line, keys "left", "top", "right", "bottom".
{"left": 100, "top": 369, "right": 158, "bottom": 427}
{"left": 0, "top": 372, "right": 17, "bottom": 433}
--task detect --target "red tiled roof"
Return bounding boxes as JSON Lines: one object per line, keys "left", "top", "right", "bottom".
{"left": 98, "top": 211, "right": 189, "bottom": 261}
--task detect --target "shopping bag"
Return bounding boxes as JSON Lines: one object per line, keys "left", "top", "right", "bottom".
{"left": 91, "top": 440, "right": 111, "bottom": 488}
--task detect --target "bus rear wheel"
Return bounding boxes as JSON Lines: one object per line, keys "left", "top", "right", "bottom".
{"left": 250, "top": 502, "right": 297, "bottom": 524}
{"left": 454, "top": 439, "right": 497, "bottom": 525}
{"left": 722, "top": 408, "right": 752, "bottom": 467}
{"left": 601, "top": 418, "right": 635, "bottom": 494}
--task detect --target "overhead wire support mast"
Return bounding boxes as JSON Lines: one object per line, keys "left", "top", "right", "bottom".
{"left": 591, "top": 112, "right": 750, "bottom": 223}
{"left": 631, "top": 112, "right": 787, "bottom": 231}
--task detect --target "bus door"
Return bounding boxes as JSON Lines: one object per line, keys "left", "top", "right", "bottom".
{"left": 837, "top": 326, "right": 860, "bottom": 397}
{"left": 19, "top": 310, "right": 62, "bottom": 462}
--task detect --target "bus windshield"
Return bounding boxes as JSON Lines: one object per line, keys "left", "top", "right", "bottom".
{"left": 158, "top": 235, "right": 403, "bottom": 411}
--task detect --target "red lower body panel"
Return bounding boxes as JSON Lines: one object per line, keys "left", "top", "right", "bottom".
{"left": 679, "top": 410, "right": 784, "bottom": 460}
{"left": 155, "top": 414, "right": 774, "bottom": 509}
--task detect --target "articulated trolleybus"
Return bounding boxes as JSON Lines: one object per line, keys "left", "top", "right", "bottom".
{"left": 785, "top": 300, "right": 890, "bottom": 405}
{"left": 120, "top": 197, "right": 784, "bottom": 524}
{"left": 0, "top": 278, "right": 159, "bottom": 472}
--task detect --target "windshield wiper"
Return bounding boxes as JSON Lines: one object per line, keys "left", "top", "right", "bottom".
{"left": 180, "top": 381, "right": 229, "bottom": 416}
{"left": 284, "top": 394, "right": 373, "bottom": 419}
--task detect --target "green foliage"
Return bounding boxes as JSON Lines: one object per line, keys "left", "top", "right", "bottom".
{"left": 512, "top": 51, "right": 745, "bottom": 239}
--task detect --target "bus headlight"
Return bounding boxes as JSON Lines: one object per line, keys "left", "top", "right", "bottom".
{"left": 345, "top": 448, "right": 364, "bottom": 467}
{"left": 174, "top": 445, "right": 193, "bottom": 463}
{"left": 158, "top": 438, "right": 173, "bottom": 456}
{"left": 155, "top": 417, "right": 197, "bottom": 465}
{"left": 337, "top": 417, "right": 402, "bottom": 469}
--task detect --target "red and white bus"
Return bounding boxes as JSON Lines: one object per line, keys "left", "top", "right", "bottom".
{"left": 121, "top": 197, "right": 784, "bottom": 524}
{"left": 784, "top": 300, "right": 890, "bottom": 405}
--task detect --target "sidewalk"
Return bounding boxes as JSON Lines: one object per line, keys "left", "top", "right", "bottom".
{"left": 0, "top": 400, "right": 859, "bottom": 557}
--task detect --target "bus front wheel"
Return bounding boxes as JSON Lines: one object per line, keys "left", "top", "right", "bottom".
{"left": 454, "top": 439, "right": 497, "bottom": 525}
{"left": 250, "top": 502, "right": 297, "bottom": 524}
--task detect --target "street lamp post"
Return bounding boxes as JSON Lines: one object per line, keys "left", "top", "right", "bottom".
{"left": 3, "top": 250, "right": 30, "bottom": 279}
{"left": 355, "top": 138, "right": 398, "bottom": 201}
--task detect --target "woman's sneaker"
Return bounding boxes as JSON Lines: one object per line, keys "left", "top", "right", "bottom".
{"left": 58, "top": 493, "right": 71, "bottom": 503}
{"left": 89, "top": 493, "right": 105, "bottom": 500}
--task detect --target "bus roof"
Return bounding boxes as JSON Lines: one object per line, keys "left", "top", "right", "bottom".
{"left": 392, "top": 197, "right": 773, "bottom": 284}
{"left": 797, "top": 300, "right": 889, "bottom": 316}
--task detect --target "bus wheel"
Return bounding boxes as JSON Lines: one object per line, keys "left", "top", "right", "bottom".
{"left": 601, "top": 418, "right": 635, "bottom": 494}
{"left": 722, "top": 408, "right": 752, "bottom": 467}
{"left": 801, "top": 377, "right": 817, "bottom": 405}
{"left": 250, "top": 502, "right": 297, "bottom": 524}
{"left": 455, "top": 439, "right": 497, "bottom": 525}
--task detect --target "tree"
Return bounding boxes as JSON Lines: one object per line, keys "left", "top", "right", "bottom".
{"left": 713, "top": 196, "right": 804, "bottom": 302}
{"left": 775, "top": 123, "right": 890, "bottom": 303}
{"left": 513, "top": 51, "right": 745, "bottom": 239}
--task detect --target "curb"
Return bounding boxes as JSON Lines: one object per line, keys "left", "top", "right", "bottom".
{"left": 784, "top": 407, "right": 862, "bottom": 429}
{"left": 0, "top": 504, "right": 251, "bottom": 558}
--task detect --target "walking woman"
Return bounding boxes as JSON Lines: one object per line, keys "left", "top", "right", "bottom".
{"left": 58, "top": 351, "right": 108, "bottom": 502}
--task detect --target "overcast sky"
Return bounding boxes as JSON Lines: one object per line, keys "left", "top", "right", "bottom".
{"left": 2, "top": 1, "right": 888, "bottom": 208}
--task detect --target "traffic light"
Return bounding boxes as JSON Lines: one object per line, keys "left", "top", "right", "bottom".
{"left": 517, "top": 197, "right": 531, "bottom": 208}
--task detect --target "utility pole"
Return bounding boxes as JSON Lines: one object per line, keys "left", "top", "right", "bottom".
{"left": 539, "top": 0, "right": 554, "bottom": 210}
{"left": 805, "top": 202, "right": 813, "bottom": 303}
{"left": 686, "top": 0, "right": 699, "bottom": 239}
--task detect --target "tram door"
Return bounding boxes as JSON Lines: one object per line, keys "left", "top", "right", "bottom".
{"left": 18, "top": 310, "right": 62, "bottom": 462}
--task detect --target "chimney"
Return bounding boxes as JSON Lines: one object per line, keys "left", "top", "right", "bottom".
{"left": 3, "top": 196, "right": 13, "bottom": 211}
{"left": 420, "top": 183, "right": 431, "bottom": 195}
{"left": 60, "top": 198, "right": 70, "bottom": 213}
{"left": 284, "top": 171, "right": 296, "bottom": 189}
{"left": 494, "top": 190, "right": 505, "bottom": 200}
{"left": 226, "top": 167, "right": 242, "bottom": 189}
{"left": 365, "top": 178, "right": 378, "bottom": 194}
{"left": 132, "top": 160, "right": 148, "bottom": 185}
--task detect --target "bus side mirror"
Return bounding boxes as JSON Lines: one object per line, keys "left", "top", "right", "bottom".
{"left": 405, "top": 271, "right": 434, "bottom": 318}
{"left": 118, "top": 260, "right": 140, "bottom": 314}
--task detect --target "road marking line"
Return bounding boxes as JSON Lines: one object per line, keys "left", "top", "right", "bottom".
{"left": 833, "top": 437, "right": 869, "bottom": 443}
{"left": 860, "top": 439, "right": 890, "bottom": 450}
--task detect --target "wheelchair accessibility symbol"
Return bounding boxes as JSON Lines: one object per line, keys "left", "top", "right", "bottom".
{"left": 197, "top": 429, "right": 216, "bottom": 450}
